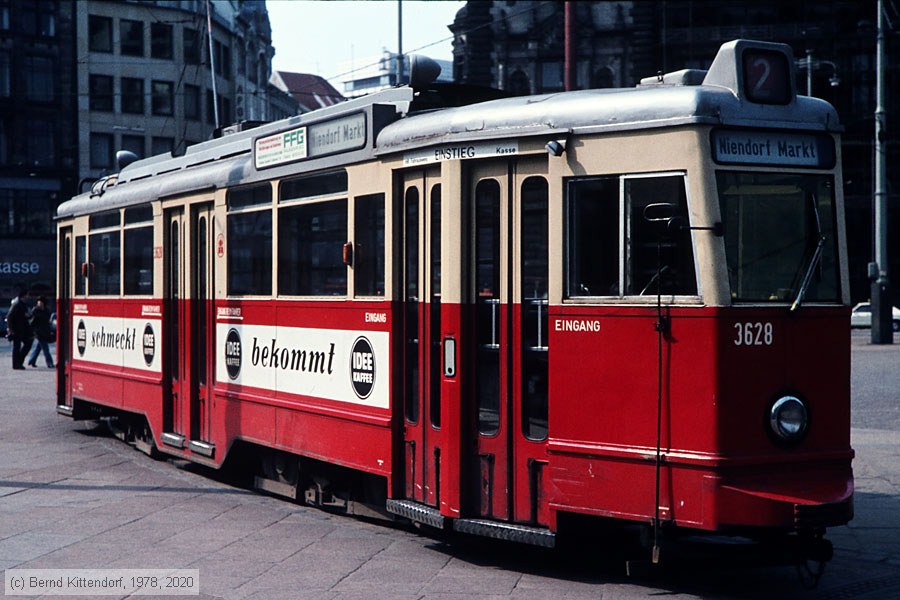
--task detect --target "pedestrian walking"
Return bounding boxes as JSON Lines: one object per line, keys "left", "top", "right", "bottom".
{"left": 27, "top": 296, "right": 53, "bottom": 368}
{"left": 6, "top": 289, "right": 33, "bottom": 370}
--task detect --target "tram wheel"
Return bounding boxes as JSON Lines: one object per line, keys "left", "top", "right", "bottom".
{"left": 133, "top": 419, "right": 160, "bottom": 459}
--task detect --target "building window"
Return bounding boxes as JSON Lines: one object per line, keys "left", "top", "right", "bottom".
{"left": 89, "top": 74, "right": 113, "bottom": 111}
{"left": 24, "top": 56, "right": 54, "bottom": 102}
{"left": 247, "top": 42, "right": 257, "bottom": 84}
{"left": 121, "top": 77, "right": 144, "bottom": 114}
{"left": 151, "top": 80, "right": 173, "bottom": 115}
{"left": 151, "top": 22, "right": 173, "bottom": 59}
{"left": 21, "top": 1, "right": 54, "bottom": 37}
{"left": 0, "top": 52, "right": 10, "bottom": 97}
{"left": 213, "top": 39, "right": 231, "bottom": 79}
{"left": 184, "top": 84, "right": 200, "bottom": 119}
{"left": 21, "top": 2, "right": 36, "bottom": 35}
{"left": 24, "top": 119, "right": 54, "bottom": 167}
{"left": 0, "top": 119, "right": 6, "bottom": 165}
{"left": 121, "top": 134, "right": 144, "bottom": 159}
{"left": 151, "top": 137, "right": 173, "bottom": 156}
{"left": 183, "top": 27, "right": 200, "bottom": 64}
{"left": 206, "top": 91, "right": 231, "bottom": 125}
{"left": 540, "top": 62, "right": 563, "bottom": 92}
{"left": 89, "top": 15, "right": 112, "bottom": 52}
{"left": 0, "top": 189, "right": 57, "bottom": 237}
{"left": 90, "top": 132, "right": 114, "bottom": 169}
{"left": 120, "top": 19, "right": 143, "bottom": 56}
{"left": 221, "top": 96, "right": 231, "bottom": 124}
{"left": 38, "top": 2, "right": 55, "bottom": 37}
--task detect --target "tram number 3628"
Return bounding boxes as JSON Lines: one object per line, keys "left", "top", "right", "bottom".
{"left": 734, "top": 322, "right": 774, "bottom": 346}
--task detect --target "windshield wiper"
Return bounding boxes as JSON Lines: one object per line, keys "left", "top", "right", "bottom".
{"left": 790, "top": 193, "right": 826, "bottom": 312}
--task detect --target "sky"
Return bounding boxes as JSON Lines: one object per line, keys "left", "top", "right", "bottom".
{"left": 266, "top": 0, "right": 465, "bottom": 89}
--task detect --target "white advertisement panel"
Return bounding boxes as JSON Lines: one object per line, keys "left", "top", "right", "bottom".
{"left": 216, "top": 324, "right": 390, "bottom": 410}
{"left": 73, "top": 316, "right": 162, "bottom": 373}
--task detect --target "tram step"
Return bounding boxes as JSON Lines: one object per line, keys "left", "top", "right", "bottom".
{"left": 453, "top": 518, "right": 556, "bottom": 548}
{"left": 161, "top": 432, "right": 185, "bottom": 449}
{"left": 385, "top": 499, "right": 446, "bottom": 530}
{"left": 188, "top": 440, "right": 215, "bottom": 458}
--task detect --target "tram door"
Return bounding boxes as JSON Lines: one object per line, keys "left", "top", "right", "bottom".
{"left": 466, "top": 160, "right": 550, "bottom": 525}
{"left": 163, "top": 203, "right": 215, "bottom": 455}
{"left": 57, "top": 228, "right": 73, "bottom": 409}
{"left": 188, "top": 204, "right": 215, "bottom": 455}
{"left": 401, "top": 169, "right": 443, "bottom": 506}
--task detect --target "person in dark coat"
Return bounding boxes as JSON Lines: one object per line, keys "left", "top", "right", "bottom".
{"left": 6, "top": 289, "right": 32, "bottom": 370}
{"left": 27, "top": 296, "right": 53, "bottom": 368}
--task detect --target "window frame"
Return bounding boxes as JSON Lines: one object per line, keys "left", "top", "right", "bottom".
{"left": 88, "top": 15, "right": 112, "bottom": 53}
{"left": 353, "top": 193, "right": 385, "bottom": 298}
{"left": 90, "top": 132, "right": 114, "bottom": 169}
{"left": 89, "top": 73, "right": 114, "bottom": 112}
{"left": 276, "top": 170, "right": 350, "bottom": 299}
{"left": 121, "top": 77, "right": 144, "bottom": 114}
{"left": 87, "top": 210, "right": 122, "bottom": 297}
{"left": 226, "top": 183, "right": 273, "bottom": 297}
{"left": 564, "top": 171, "right": 700, "bottom": 303}
{"left": 151, "top": 80, "right": 174, "bottom": 116}
{"left": 123, "top": 214, "right": 154, "bottom": 296}
{"left": 150, "top": 22, "right": 173, "bottom": 60}
{"left": 119, "top": 18, "right": 144, "bottom": 57}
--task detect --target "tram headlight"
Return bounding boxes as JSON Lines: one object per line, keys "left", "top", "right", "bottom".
{"left": 769, "top": 396, "right": 808, "bottom": 442}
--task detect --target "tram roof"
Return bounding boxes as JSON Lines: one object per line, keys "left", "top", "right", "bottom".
{"left": 58, "top": 41, "right": 841, "bottom": 220}
{"left": 374, "top": 83, "right": 841, "bottom": 154}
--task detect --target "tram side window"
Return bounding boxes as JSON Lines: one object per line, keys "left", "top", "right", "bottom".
{"left": 227, "top": 184, "right": 272, "bottom": 296}
{"left": 75, "top": 235, "right": 86, "bottom": 296}
{"left": 565, "top": 174, "right": 697, "bottom": 298}
{"left": 123, "top": 227, "right": 153, "bottom": 295}
{"left": 279, "top": 199, "right": 348, "bottom": 296}
{"left": 86, "top": 209, "right": 121, "bottom": 296}
{"left": 626, "top": 176, "right": 697, "bottom": 296}
{"left": 354, "top": 193, "right": 385, "bottom": 297}
{"left": 566, "top": 176, "right": 619, "bottom": 296}
{"left": 123, "top": 205, "right": 153, "bottom": 295}
{"left": 88, "top": 231, "right": 120, "bottom": 295}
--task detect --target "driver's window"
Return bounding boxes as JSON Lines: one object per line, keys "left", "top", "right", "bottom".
{"left": 565, "top": 173, "right": 697, "bottom": 298}
{"left": 626, "top": 176, "right": 697, "bottom": 296}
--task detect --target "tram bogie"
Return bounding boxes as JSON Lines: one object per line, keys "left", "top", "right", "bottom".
{"left": 55, "top": 40, "right": 852, "bottom": 566}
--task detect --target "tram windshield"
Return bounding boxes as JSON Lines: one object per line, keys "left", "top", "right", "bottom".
{"left": 716, "top": 172, "right": 840, "bottom": 304}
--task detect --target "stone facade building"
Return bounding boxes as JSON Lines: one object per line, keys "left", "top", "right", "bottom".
{"left": 0, "top": 0, "right": 291, "bottom": 301}
{"left": 450, "top": 0, "right": 899, "bottom": 304}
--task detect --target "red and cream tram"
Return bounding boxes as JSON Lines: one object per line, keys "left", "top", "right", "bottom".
{"left": 55, "top": 40, "right": 852, "bottom": 562}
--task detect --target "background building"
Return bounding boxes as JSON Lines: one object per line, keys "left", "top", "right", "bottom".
{"left": 450, "top": 0, "right": 900, "bottom": 307}
{"left": 1, "top": 0, "right": 295, "bottom": 303}
{"left": 341, "top": 49, "right": 453, "bottom": 98}
{"left": 0, "top": 0, "right": 76, "bottom": 302}
{"left": 77, "top": 0, "right": 280, "bottom": 178}
{"left": 272, "top": 70, "right": 345, "bottom": 113}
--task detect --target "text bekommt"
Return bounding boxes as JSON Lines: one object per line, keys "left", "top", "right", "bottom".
{"left": 250, "top": 337, "right": 335, "bottom": 374}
